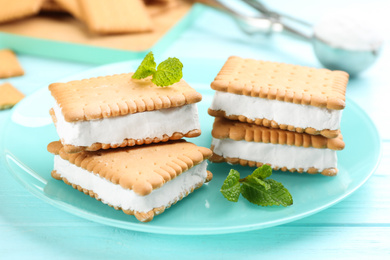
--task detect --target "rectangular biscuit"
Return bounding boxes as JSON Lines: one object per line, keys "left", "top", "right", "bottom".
{"left": 79, "top": 0, "right": 153, "bottom": 34}
{"left": 210, "top": 117, "right": 345, "bottom": 176}
{"left": 49, "top": 73, "right": 203, "bottom": 153}
{"left": 0, "top": 0, "right": 44, "bottom": 23}
{"left": 208, "top": 56, "right": 349, "bottom": 138}
{"left": 53, "top": 0, "right": 83, "bottom": 19}
{"left": 47, "top": 140, "right": 213, "bottom": 222}
{"left": 0, "top": 49, "right": 25, "bottom": 79}
{"left": 0, "top": 82, "right": 25, "bottom": 110}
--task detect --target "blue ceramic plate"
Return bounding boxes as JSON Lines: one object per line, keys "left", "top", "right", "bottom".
{"left": 0, "top": 59, "right": 381, "bottom": 235}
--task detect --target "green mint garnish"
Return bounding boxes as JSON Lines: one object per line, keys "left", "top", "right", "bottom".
{"left": 132, "top": 51, "right": 183, "bottom": 87}
{"left": 152, "top": 57, "right": 183, "bottom": 87}
{"left": 220, "top": 165, "right": 293, "bottom": 207}
{"left": 220, "top": 169, "right": 241, "bottom": 202}
{"left": 132, "top": 51, "right": 156, "bottom": 79}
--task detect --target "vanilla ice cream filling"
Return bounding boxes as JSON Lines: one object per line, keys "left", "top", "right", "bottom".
{"left": 212, "top": 138, "right": 337, "bottom": 171}
{"left": 210, "top": 91, "right": 342, "bottom": 130}
{"left": 53, "top": 103, "right": 200, "bottom": 146}
{"left": 54, "top": 156, "right": 208, "bottom": 213}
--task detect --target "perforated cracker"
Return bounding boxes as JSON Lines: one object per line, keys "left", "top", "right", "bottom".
{"left": 211, "top": 117, "right": 345, "bottom": 150}
{"left": 208, "top": 108, "right": 340, "bottom": 138}
{"left": 0, "top": 0, "right": 44, "bottom": 23}
{"left": 47, "top": 140, "right": 212, "bottom": 196}
{"left": 0, "top": 82, "right": 24, "bottom": 110}
{"left": 49, "top": 73, "right": 202, "bottom": 122}
{"left": 0, "top": 49, "right": 24, "bottom": 79}
{"left": 79, "top": 0, "right": 153, "bottom": 34}
{"left": 211, "top": 56, "right": 349, "bottom": 110}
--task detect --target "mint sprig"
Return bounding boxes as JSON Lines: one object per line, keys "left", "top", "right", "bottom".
{"left": 132, "top": 51, "right": 183, "bottom": 87}
{"left": 132, "top": 51, "right": 156, "bottom": 79}
{"left": 220, "top": 165, "right": 293, "bottom": 207}
{"left": 220, "top": 169, "right": 241, "bottom": 202}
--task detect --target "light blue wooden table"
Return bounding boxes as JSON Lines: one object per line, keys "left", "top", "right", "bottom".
{"left": 1, "top": 1, "right": 389, "bottom": 259}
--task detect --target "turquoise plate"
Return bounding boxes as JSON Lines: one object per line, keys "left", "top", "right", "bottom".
{"left": 0, "top": 59, "right": 381, "bottom": 235}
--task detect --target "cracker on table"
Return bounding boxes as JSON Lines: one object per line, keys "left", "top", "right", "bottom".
{"left": 0, "top": 82, "right": 24, "bottom": 110}
{"left": 0, "top": 0, "right": 44, "bottom": 23}
{"left": 49, "top": 73, "right": 202, "bottom": 122}
{"left": 211, "top": 56, "right": 349, "bottom": 110}
{"left": 0, "top": 49, "right": 24, "bottom": 79}
{"left": 79, "top": 0, "right": 153, "bottom": 34}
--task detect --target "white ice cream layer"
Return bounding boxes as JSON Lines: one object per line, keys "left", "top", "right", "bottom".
{"left": 212, "top": 138, "right": 337, "bottom": 171}
{"left": 54, "top": 156, "right": 208, "bottom": 213}
{"left": 209, "top": 91, "right": 342, "bottom": 130}
{"left": 53, "top": 103, "right": 200, "bottom": 146}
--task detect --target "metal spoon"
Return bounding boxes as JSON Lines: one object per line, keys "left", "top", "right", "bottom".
{"left": 195, "top": 0, "right": 275, "bottom": 35}
{"left": 198, "top": 0, "right": 383, "bottom": 76}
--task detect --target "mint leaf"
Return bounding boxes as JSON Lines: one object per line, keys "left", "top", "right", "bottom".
{"left": 132, "top": 51, "right": 156, "bottom": 79}
{"left": 251, "top": 164, "right": 272, "bottom": 180}
{"left": 152, "top": 57, "right": 183, "bottom": 87}
{"left": 245, "top": 175, "right": 270, "bottom": 190}
{"left": 132, "top": 52, "right": 183, "bottom": 87}
{"left": 220, "top": 169, "right": 241, "bottom": 202}
{"left": 241, "top": 178, "right": 293, "bottom": 206}
{"left": 220, "top": 166, "right": 293, "bottom": 207}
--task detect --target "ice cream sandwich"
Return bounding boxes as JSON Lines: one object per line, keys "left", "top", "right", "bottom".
{"left": 208, "top": 56, "right": 349, "bottom": 138}
{"left": 210, "top": 117, "right": 345, "bottom": 176}
{"left": 49, "top": 73, "right": 202, "bottom": 153}
{"left": 47, "top": 140, "right": 213, "bottom": 222}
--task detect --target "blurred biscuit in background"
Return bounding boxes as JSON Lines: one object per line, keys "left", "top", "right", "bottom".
{"left": 0, "top": 49, "right": 24, "bottom": 79}
{"left": 0, "top": 82, "right": 25, "bottom": 110}
{"left": 0, "top": 0, "right": 44, "bottom": 23}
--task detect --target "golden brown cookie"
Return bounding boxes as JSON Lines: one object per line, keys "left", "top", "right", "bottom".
{"left": 207, "top": 109, "right": 340, "bottom": 139}
{"left": 0, "top": 0, "right": 44, "bottom": 23}
{"left": 211, "top": 56, "right": 349, "bottom": 110}
{"left": 48, "top": 140, "right": 213, "bottom": 222}
{"left": 49, "top": 73, "right": 202, "bottom": 122}
{"left": 48, "top": 140, "right": 212, "bottom": 195}
{"left": 0, "top": 49, "right": 24, "bottom": 79}
{"left": 78, "top": 0, "right": 153, "bottom": 34}
{"left": 0, "top": 82, "right": 24, "bottom": 110}
{"left": 211, "top": 117, "right": 345, "bottom": 150}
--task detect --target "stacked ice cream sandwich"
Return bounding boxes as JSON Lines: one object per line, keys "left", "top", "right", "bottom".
{"left": 208, "top": 56, "right": 348, "bottom": 176}
{"left": 47, "top": 73, "right": 212, "bottom": 222}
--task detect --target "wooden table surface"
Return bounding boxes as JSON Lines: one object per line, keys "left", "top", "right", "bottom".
{"left": 1, "top": 0, "right": 389, "bottom": 259}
